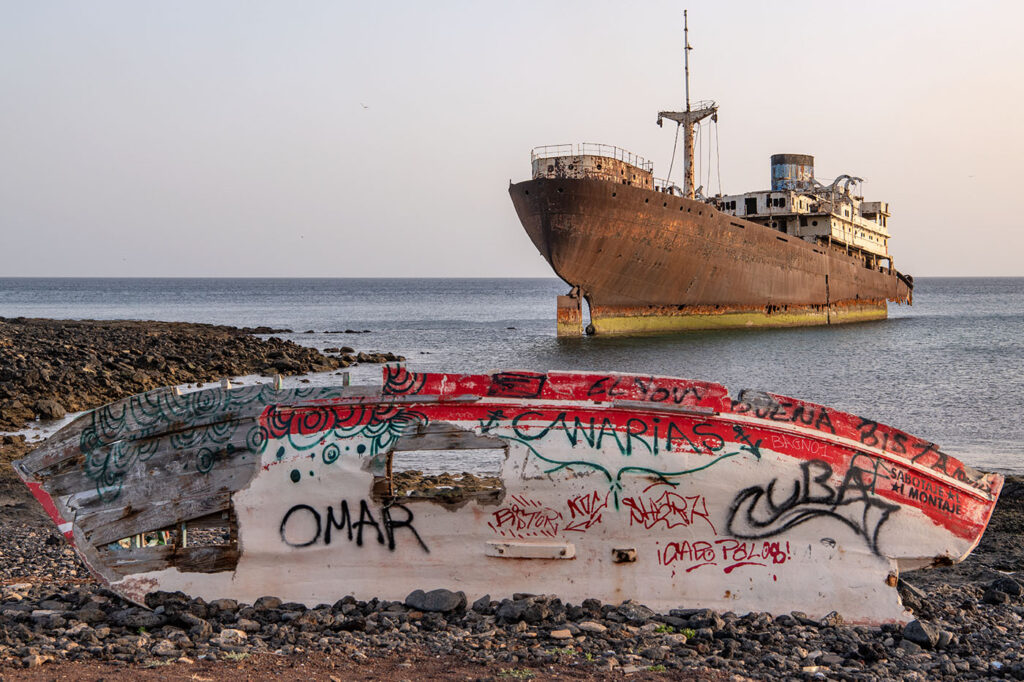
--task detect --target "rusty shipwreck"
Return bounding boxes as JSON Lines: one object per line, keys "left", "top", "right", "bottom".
{"left": 509, "top": 13, "right": 913, "bottom": 336}
{"left": 15, "top": 366, "right": 1001, "bottom": 624}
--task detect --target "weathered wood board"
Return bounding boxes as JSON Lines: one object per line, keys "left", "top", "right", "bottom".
{"left": 15, "top": 367, "right": 1002, "bottom": 624}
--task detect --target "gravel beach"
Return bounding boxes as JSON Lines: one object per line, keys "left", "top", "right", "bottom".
{"left": 1, "top": 319, "right": 1021, "bottom": 680}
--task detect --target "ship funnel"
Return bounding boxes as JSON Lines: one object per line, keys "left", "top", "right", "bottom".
{"left": 770, "top": 153, "right": 814, "bottom": 191}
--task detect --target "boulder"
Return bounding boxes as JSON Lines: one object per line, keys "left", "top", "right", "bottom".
{"left": 33, "top": 398, "right": 66, "bottom": 420}
{"left": 110, "top": 608, "right": 167, "bottom": 629}
{"left": 983, "top": 588, "right": 1010, "bottom": 605}
{"left": 991, "top": 576, "right": 1023, "bottom": 597}
{"left": 254, "top": 596, "right": 283, "bottom": 610}
{"left": 617, "top": 601, "right": 655, "bottom": 624}
{"left": 404, "top": 588, "right": 467, "bottom": 613}
{"left": 217, "top": 627, "right": 248, "bottom": 644}
{"left": 902, "top": 619, "right": 940, "bottom": 648}
{"left": 471, "top": 594, "right": 492, "bottom": 614}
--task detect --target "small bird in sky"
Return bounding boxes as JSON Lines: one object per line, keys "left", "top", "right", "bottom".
{"left": 360, "top": 103, "right": 369, "bottom": 109}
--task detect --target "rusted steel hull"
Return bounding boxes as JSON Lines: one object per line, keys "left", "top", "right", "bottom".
{"left": 16, "top": 367, "right": 999, "bottom": 624}
{"left": 509, "top": 178, "right": 912, "bottom": 335}
{"left": 556, "top": 295, "right": 583, "bottom": 336}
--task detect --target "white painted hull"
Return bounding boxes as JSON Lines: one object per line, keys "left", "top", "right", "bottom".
{"left": 17, "top": 367, "right": 1002, "bottom": 624}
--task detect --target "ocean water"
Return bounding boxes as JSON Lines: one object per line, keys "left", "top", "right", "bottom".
{"left": 1, "top": 277, "right": 1021, "bottom": 474}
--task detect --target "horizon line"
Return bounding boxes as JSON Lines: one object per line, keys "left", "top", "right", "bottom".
{"left": 2, "top": 275, "right": 1022, "bottom": 280}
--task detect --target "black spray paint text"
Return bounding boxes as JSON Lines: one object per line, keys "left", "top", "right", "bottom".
{"left": 280, "top": 499, "right": 429, "bottom": 553}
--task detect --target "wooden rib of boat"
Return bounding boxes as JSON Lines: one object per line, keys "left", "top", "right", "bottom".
{"left": 15, "top": 366, "right": 1001, "bottom": 623}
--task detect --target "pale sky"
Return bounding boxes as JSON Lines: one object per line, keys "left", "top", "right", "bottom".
{"left": 2, "top": 1, "right": 1021, "bottom": 277}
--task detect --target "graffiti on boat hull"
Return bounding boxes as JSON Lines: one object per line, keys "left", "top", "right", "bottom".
{"left": 17, "top": 367, "right": 999, "bottom": 622}
{"left": 726, "top": 458, "right": 899, "bottom": 556}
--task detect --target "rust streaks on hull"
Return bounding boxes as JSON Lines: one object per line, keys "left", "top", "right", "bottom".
{"left": 509, "top": 178, "right": 912, "bottom": 336}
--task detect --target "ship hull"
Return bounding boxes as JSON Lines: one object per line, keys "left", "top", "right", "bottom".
{"left": 510, "top": 178, "right": 912, "bottom": 335}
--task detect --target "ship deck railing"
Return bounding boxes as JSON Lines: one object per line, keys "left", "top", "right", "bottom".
{"left": 531, "top": 143, "right": 654, "bottom": 173}
{"left": 653, "top": 178, "right": 687, "bottom": 195}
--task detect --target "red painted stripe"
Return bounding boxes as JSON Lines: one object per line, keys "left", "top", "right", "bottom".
{"left": 381, "top": 366, "right": 730, "bottom": 410}
{"left": 24, "top": 480, "right": 75, "bottom": 543}
{"left": 261, "top": 396, "right": 998, "bottom": 544}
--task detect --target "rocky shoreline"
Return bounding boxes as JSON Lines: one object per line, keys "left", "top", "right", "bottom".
{"left": 2, "top": 319, "right": 1023, "bottom": 679}
{"left": 0, "top": 317, "right": 400, "bottom": 431}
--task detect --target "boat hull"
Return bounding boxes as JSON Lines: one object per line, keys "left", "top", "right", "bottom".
{"left": 16, "top": 368, "right": 999, "bottom": 624}
{"left": 510, "top": 178, "right": 912, "bottom": 335}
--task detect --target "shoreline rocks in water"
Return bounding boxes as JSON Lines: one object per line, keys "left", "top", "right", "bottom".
{"left": 0, "top": 317, "right": 403, "bottom": 431}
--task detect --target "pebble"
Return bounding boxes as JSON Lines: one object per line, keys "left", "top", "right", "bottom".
{"left": 2, "top": 567, "right": 1012, "bottom": 679}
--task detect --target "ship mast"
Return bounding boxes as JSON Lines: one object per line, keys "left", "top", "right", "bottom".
{"left": 658, "top": 10, "right": 717, "bottom": 200}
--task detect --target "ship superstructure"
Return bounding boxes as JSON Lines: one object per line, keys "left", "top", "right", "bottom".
{"left": 718, "top": 153, "right": 895, "bottom": 272}
{"left": 510, "top": 12, "right": 912, "bottom": 336}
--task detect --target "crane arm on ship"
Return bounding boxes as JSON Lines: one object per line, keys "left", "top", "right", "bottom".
{"left": 657, "top": 105, "right": 718, "bottom": 200}
{"left": 831, "top": 174, "right": 864, "bottom": 194}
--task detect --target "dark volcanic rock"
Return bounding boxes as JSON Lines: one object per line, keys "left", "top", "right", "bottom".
{"left": 497, "top": 597, "right": 550, "bottom": 624}
{"left": 110, "top": 608, "right": 167, "bottom": 629}
{"left": 405, "top": 589, "right": 467, "bottom": 614}
{"left": 984, "top": 587, "right": 1010, "bottom": 605}
{"left": 0, "top": 318, "right": 348, "bottom": 431}
{"left": 903, "top": 619, "right": 940, "bottom": 648}
{"left": 617, "top": 601, "right": 655, "bottom": 624}
{"left": 471, "top": 594, "right": 491, "bottom": 614}
{"left": 992, "top": 576, "right": 1023, "bottom": 597}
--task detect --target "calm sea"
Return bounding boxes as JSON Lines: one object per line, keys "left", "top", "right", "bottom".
{"left": 1, "top": 277, "right": 1021, "bottom": 474}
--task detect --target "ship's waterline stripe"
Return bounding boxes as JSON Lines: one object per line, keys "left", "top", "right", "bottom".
{"left": 587, "top": 302, "right": 887, "bottom": 335}
{"left": 829, "top": 305, "right": 890, "bottom": 323}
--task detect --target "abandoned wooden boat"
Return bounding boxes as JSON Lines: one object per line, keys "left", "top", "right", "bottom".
{"left": 16, "top": 367, "right": 1001, "bottom": 624}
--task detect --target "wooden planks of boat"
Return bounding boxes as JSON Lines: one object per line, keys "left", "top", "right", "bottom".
{"left": 15, "top": 367, "right": 1002, "bottom": 624}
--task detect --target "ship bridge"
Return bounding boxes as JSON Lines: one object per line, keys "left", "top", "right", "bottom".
{"left": 716, "top": 154, "right": 895, "bottom": 271}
